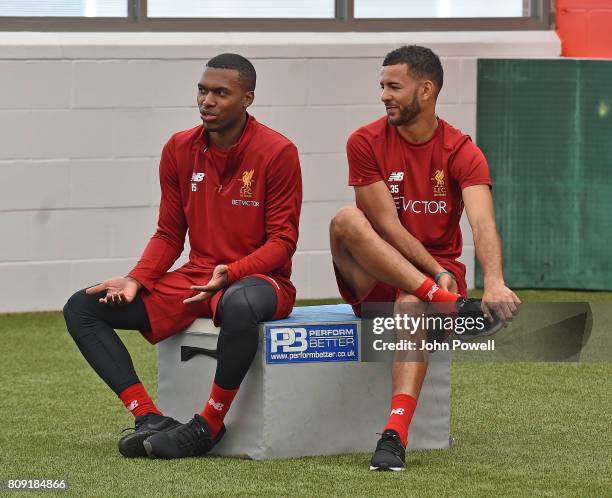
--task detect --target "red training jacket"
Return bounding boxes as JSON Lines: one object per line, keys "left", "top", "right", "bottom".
{"left": 128, "top": 114, "right": 302, "bottom": 300}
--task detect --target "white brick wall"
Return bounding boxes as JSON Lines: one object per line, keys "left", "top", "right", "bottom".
{"left": 0, "top": 31, "right": 560, "bottom": 311}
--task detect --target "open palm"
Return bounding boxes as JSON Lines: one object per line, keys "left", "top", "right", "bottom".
{"left": 184, "top": 265, "right": 229, "bottom": 304}
{"left": 86, "top": 277, "right": 140, "bottom": 306}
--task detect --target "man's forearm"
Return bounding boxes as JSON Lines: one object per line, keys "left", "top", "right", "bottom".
{"left": 383, "top": 224, "right": 445, "bottom": 278}
{"left": 226, "top": 236, "right": 293, "bottom": 285}
{"left": 473, "top": 222, "right": 504, "bottom": 285}
{"left": 355, "top": 182, "right": 444, "bottom": 279}
{"left": 128, "top": 234, "right": 183, "bottom": 291}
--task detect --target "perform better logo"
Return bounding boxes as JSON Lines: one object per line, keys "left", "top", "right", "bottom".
{"left": 270, "top": 328, "right": 308, "bottom": 353}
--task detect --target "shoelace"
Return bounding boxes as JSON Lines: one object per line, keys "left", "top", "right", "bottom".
{"left": 175, "top": 418, "right": 210, "bottom": 453}
{"left": 119, "top": 414, "right": 153, "bottom": 435}
{"left": 375, "top": 432, "right": 403, "bottom": 456}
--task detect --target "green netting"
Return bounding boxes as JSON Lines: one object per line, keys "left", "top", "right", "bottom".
{"left": 475, "top": 59, "right": 612, "bottom": 290}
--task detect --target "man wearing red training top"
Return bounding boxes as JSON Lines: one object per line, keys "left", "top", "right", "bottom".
{"left": 63, "top": 53, "right": 302, "bottom": 459}
{"left": 329, "top": 45, "right": 520, "bottom": 471}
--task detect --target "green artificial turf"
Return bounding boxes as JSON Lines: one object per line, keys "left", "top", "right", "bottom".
{"left": 0, "top": 291, "right": 611, "bottom": 497}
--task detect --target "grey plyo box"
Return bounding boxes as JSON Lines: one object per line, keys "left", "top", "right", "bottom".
{"left": 157, "top": 304, "right": 451, "bottom": 460}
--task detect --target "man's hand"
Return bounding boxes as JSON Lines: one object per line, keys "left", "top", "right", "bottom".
{"left": 437, "top": 272, "right": 458, "bottom": 294}
{"left": 184, "top": 265, "right": 229, "bottom": 304}
{"left": 86, "top": 276, "right": 141, "bottom": 306}
{"left": 481, "top": 280, "right": 521, "bottom": 324}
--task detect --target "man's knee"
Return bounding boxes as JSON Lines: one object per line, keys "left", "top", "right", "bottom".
{"left": 329, "top": 206, "right": 369, "bottom": 245}
{"left": 219, "top": 281, "right": 276, "bottom": 331}
{"left": 220, "top": 288, "right": 257, "bottom": 330}
{"left": 63, "top": 289, "right": 89, "bottom": 319}
{"left": 63, "top": 289, "right": 102, "bottom": 336}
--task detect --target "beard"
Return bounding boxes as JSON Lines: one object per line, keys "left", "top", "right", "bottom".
{"left": 387, "top": 91, "right": 421, "bottom": 127}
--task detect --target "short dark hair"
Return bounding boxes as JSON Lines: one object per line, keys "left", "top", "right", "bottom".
{"left": 383, "top": 45, "right": 443, "bottom": 92}
{"left": 206, "top": 53, "right": 256, "bottom": 91}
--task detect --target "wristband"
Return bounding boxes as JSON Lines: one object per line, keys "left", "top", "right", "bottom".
{"left": 434, "top": 271, "right": 455, "bottom": 283}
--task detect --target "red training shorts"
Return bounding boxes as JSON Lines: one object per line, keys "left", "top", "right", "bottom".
{"left": 334, "top": 258, "right": 468, "bottom": 317}
{"left": 138, "top": 268, "right": 294, "bottom": 344}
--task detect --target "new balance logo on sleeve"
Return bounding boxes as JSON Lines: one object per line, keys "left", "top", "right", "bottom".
{"left": 388, "top": 172, "right": 404, "bottom": 182}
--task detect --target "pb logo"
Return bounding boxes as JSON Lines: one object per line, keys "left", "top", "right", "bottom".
{"left": 270, "top": 327, "right": 308, "bottom": 353}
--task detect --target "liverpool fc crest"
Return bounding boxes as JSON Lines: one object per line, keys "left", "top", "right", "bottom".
{"left": 431, "top": 169, "right": 446, "bottom": 197}
{"left": 240, "top": 169, "right": 255, "bottom": 197}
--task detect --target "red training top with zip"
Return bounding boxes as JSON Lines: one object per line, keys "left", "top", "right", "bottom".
{"left": 128, "top": 114, "right": 302, "bottom": 343}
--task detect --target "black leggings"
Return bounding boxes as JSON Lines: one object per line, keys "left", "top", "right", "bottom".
{"left": 63, "top": 277, "right": 277, "bottom": 395}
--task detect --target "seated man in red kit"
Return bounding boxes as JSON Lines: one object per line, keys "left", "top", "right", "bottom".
{"left": 63, "top": 53, "right": 302, "bottom": 459}
{"left": 329, "top": 46, "right": 520, "bottom": 471}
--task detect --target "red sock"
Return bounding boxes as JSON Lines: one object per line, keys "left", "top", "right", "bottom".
{"left": 383, "top": 394, "right": 417, "bottom": 447}
{"left": 413, "top": 278, "right": 460, "bottom": 303}
{"left": 200, "top": 383, "right": 239, "bottom": 437}
{"left": 119, "top": 383, "right": 162, "bottom": 417}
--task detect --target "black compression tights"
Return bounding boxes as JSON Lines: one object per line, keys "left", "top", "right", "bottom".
{"left": 63, "top": 277, "right": 277, "bottom": 395}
